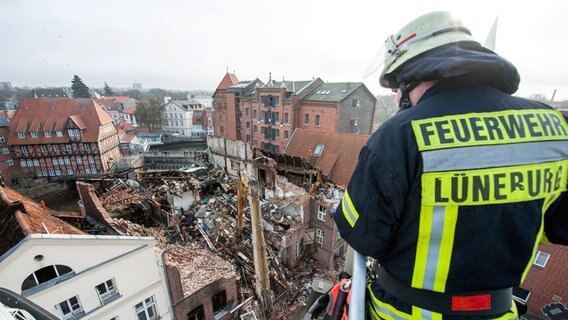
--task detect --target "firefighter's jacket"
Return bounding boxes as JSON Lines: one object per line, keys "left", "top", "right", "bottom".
{"left": 334, "top": 80, "right": 568, "bottom": 319}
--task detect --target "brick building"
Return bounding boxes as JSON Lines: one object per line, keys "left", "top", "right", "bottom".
{"left": 0, "top": 111, "right": 15, "bottom": 185}
{"left": 7, "top": 98, "right": 121, "bottom": 181}
{"left": 212, "top": 73, "right": 376, "bottom": 154}
{"left": 212, "top": 72, "right": 241, "bottom": 140}
{"left": 515, "top": 244, "right": 568, "bottom": 319}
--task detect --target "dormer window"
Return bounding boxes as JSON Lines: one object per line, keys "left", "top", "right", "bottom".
{"left": 18, "top": 132, "right": 25, "bottom": 138}
{"left": 68, "top": 129, "right": 80, "bottom": 137}
{"left": 313, "top": 144, "right": 324, "bottom": 156}
{"left": 56, "top": 131, "right": 63, "bottom": 137}
{"left": 31, "top": 132, "right": 39, "bottom": 138}
{"left": 44, "top": 131, "right": 52, "bottom": 137}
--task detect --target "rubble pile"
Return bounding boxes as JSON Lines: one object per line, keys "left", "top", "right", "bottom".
{"left": 164, "top": 242, "right": 235, "bottom": 296}
{"left": 91, "top": 165, "right": 343, "bottom": 319}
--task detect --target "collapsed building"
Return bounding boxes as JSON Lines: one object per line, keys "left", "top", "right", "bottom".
{"left": 61, "top": 136, "right": 348, "bottom": 319}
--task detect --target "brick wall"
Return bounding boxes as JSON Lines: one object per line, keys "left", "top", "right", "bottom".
{"left": 297, "top": 102, "right": 338, "bottom": 133}
{"left": 166, "top": 265, "right": 238, "bottom": 320}
{"left": 520, "top": 244, "right": 568, "bottom": 317}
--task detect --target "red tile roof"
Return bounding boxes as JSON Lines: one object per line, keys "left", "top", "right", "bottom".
{"left": 0, "top": 186, "right": 85, "bottom": 256}
{"left": 284, "top": 129, "right": 370, "bottom": 187}
{"left": 216, "top": 72, "right": 239, "bottom": 91}
{"left": 8, "top": 98, "right": 114, "bottom": 145}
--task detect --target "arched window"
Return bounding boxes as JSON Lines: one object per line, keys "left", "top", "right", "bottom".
{"left": 21, "top": 265, "right": 73, "bottom": 291}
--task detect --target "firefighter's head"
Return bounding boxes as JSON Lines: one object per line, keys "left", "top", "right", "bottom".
{"left": 364, "top": 11, "right": 478, "bottom": 88}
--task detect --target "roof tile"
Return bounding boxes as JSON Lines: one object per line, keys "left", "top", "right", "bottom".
{"left": 285, "top": 129, "right": 369, "bottom": 187}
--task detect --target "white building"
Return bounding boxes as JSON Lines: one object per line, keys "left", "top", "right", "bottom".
{"left": 162, "top": 100, "right": 205, "bottom": 137}
{"left": 0, "top": 235, "right": 173, "bottom": 320}
{"left": 0, "top": 187, "right": 173, "bottom": 320}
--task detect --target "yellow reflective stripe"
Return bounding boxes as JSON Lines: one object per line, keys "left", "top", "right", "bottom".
{"left": 411, "top": 306, "right": 443, "bottom": 320}
{"left": 411, "top": 109, "right": 568, "bottom": 151}
{"left": 433, "top": 205, "right": 458, "bottom": 292}
{"left": 422, "top": 160, "right": 568, "bottom": 206}
{"left": 412, "top": 205, "right": 433, "bottom": 289}
{"left": 368, "top": 284, "right": 413, "bottom": 320}
{"left": 341, "top": 190, "right": 359, "bottom": 228}
{"left": 521, "top": 209, "right": 546, "bottom": 283}
{"left": 491, "top": 300, "right": 518, "bottom": 320}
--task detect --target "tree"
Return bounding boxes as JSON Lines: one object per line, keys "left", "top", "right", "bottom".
{"left": 374, "top": 94, "right": 398, "bottom": 129}
{"left": 71, "top": 75, "right": 91, "bottom": 98}
{"left": 135, "top": 99, "right": 164, "bottom": 133}
{"left": 103, "top": 82, "right": 114, "bottom": 96}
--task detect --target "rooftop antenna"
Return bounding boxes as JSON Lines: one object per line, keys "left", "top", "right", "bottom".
{"left": 269, "top": 72, "right": 272, "bottom": 82}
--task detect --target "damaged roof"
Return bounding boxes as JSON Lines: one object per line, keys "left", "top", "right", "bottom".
{"left": 0, "top": 186, "right": 85, "bottom": 257}
{"left": 284, "top": 128, "right": 369, "bottom": 187}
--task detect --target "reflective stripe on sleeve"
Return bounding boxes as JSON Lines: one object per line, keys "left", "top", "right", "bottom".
{"left": 341, "top": 190, "right": 360, "bottom": 228}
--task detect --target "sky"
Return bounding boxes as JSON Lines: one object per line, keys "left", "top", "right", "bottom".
{"left": 1, "top": 0, "right": 568, "bottom": 100}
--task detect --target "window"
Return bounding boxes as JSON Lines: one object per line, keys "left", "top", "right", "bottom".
{"left": 27, "top": 159, "right": 33, "bottom": 167}
{"left": 513, "top": 287, "right": 531, "bottom": 304}
{"left": 86, "top": 168, "right": 91, "bottom": 174}
{"left": 53, "top": 145, "right": 61, "bottom": 154}
{"left": 56, "top": 131, "right": 63, "bottom": 137}
{"left": 350, "top": 118, "right": 359, "bottom": 127}
{"left": 253, "top": 125, "right": 257, "bottom": 133}
{"left": 20, "top": 146, "right": 29, "bottom": 155}
{"left": 21, "top": 265, "right": 73, "bottom": 291}
{"left": 352, "top": 98, "right": 360, "bottom": 107}
{"left": 317, "top": 205, "right": 327, "bottom": 221}
{"left": 246, "top": 121, "right": 250, "bottom": 128}
{"left": 134, "top": 296, "right": 158, "bottom": 320}
{"left": 0, "top": 135, "right": 4, "bottom": 142}
{"left": 67, "top": 169, "right": 74, "bottom": 175}
{"left": 313, "top": 144, "right": 324, "bottom": 156}
{"left": 20, "top": 159, "right": 27, "bottom": 167}
{"left": 315, "top": 115, "right": 320, "bottom": 127}
{"left": 296, "top": 240, "right": 302, "bottom": 258}
{"left": 76, "top": 157, "right": 83, "bottom": 164}
{"left": 6, "top": 159, "right": 14, "bottom": 166}
{"left": 246, "top": 135, "right": 251, "bottom": 142}
{"left": 316, "top": 229, "right": 325, "bottom": 248}
{"left": 245, "top": 108, "right": 249, "bottom": 116}
{"left": 52, "top": 158, "right": 59, "bottom": 165}
{"left": 44, "top": 131, "right": 52, "bottom": 137}
{"left": 64, "top": 157, "right": 70, "bottom": 164}
{"left": 40, "top": 145, "right": 48, "bottom": 154}
{"left": 304, "top": 114, "right": 309, "bottom": 125}
{"left": 18, "top": 132, "right": 25, "bottom": 138}
{"left": 88, "top": 156, "right": 94, "bottom": 164}
{"left": 1, "top": 147, "right": 9, "bottom": 154}
{"left": 212, "top": 290, "right": 227, "bottom": 314}
{"left": 83, "top": 143, "right": 91, "bottom": 152}
{"left": 55, "top": 296, "right": 83, "bottom": 320}
{"left": 68, "top": 129, "right": 80, "bottom": 137}
{"left": 187, "top": 305, "right": 204, "bottom": 320}
{"left": 534, "top": 250, "right": 550, "bottom": 268}
{"left": 31, "top": 131, "right": 39, "bottom": 138}
{"left": 96, "top": 279, "right": 119, "bottom": 305}
{"left": 33, "top": 159, "right": 40, "bottom": 167}
{"left": 284, "top": 112, "right": 289, "bottom": 123}
{"left": 284, "top": 130, "right": 289, "bottom": 139}
{"left": 253, "top": 109, "right": 257, "bottom": 119}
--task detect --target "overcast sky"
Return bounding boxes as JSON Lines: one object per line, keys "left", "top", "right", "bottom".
{"left": 1, "top": 0, "right": 567, "bottom": 100}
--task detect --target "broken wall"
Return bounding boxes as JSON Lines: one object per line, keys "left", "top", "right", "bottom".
{"left": 76, "top": 181, "right": 116, "bottom": 231}
{"left": 166, "top": 265, "right": 237, "bottom": 320}
{"left": 208, "top": 136, "right": 253, "bottom": 177}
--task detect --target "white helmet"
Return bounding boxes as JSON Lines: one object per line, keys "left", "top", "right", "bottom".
{"left": 363, "top": 11, "right": 479, "bottom": 88}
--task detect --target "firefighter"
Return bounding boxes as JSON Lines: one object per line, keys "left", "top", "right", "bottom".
{"left": 334, "top": 11, "right": 568, "bottom": 319}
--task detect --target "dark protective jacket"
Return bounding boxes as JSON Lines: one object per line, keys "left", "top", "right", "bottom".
{"left": 335, "top": 48, "right": 568, "bottom": 318}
